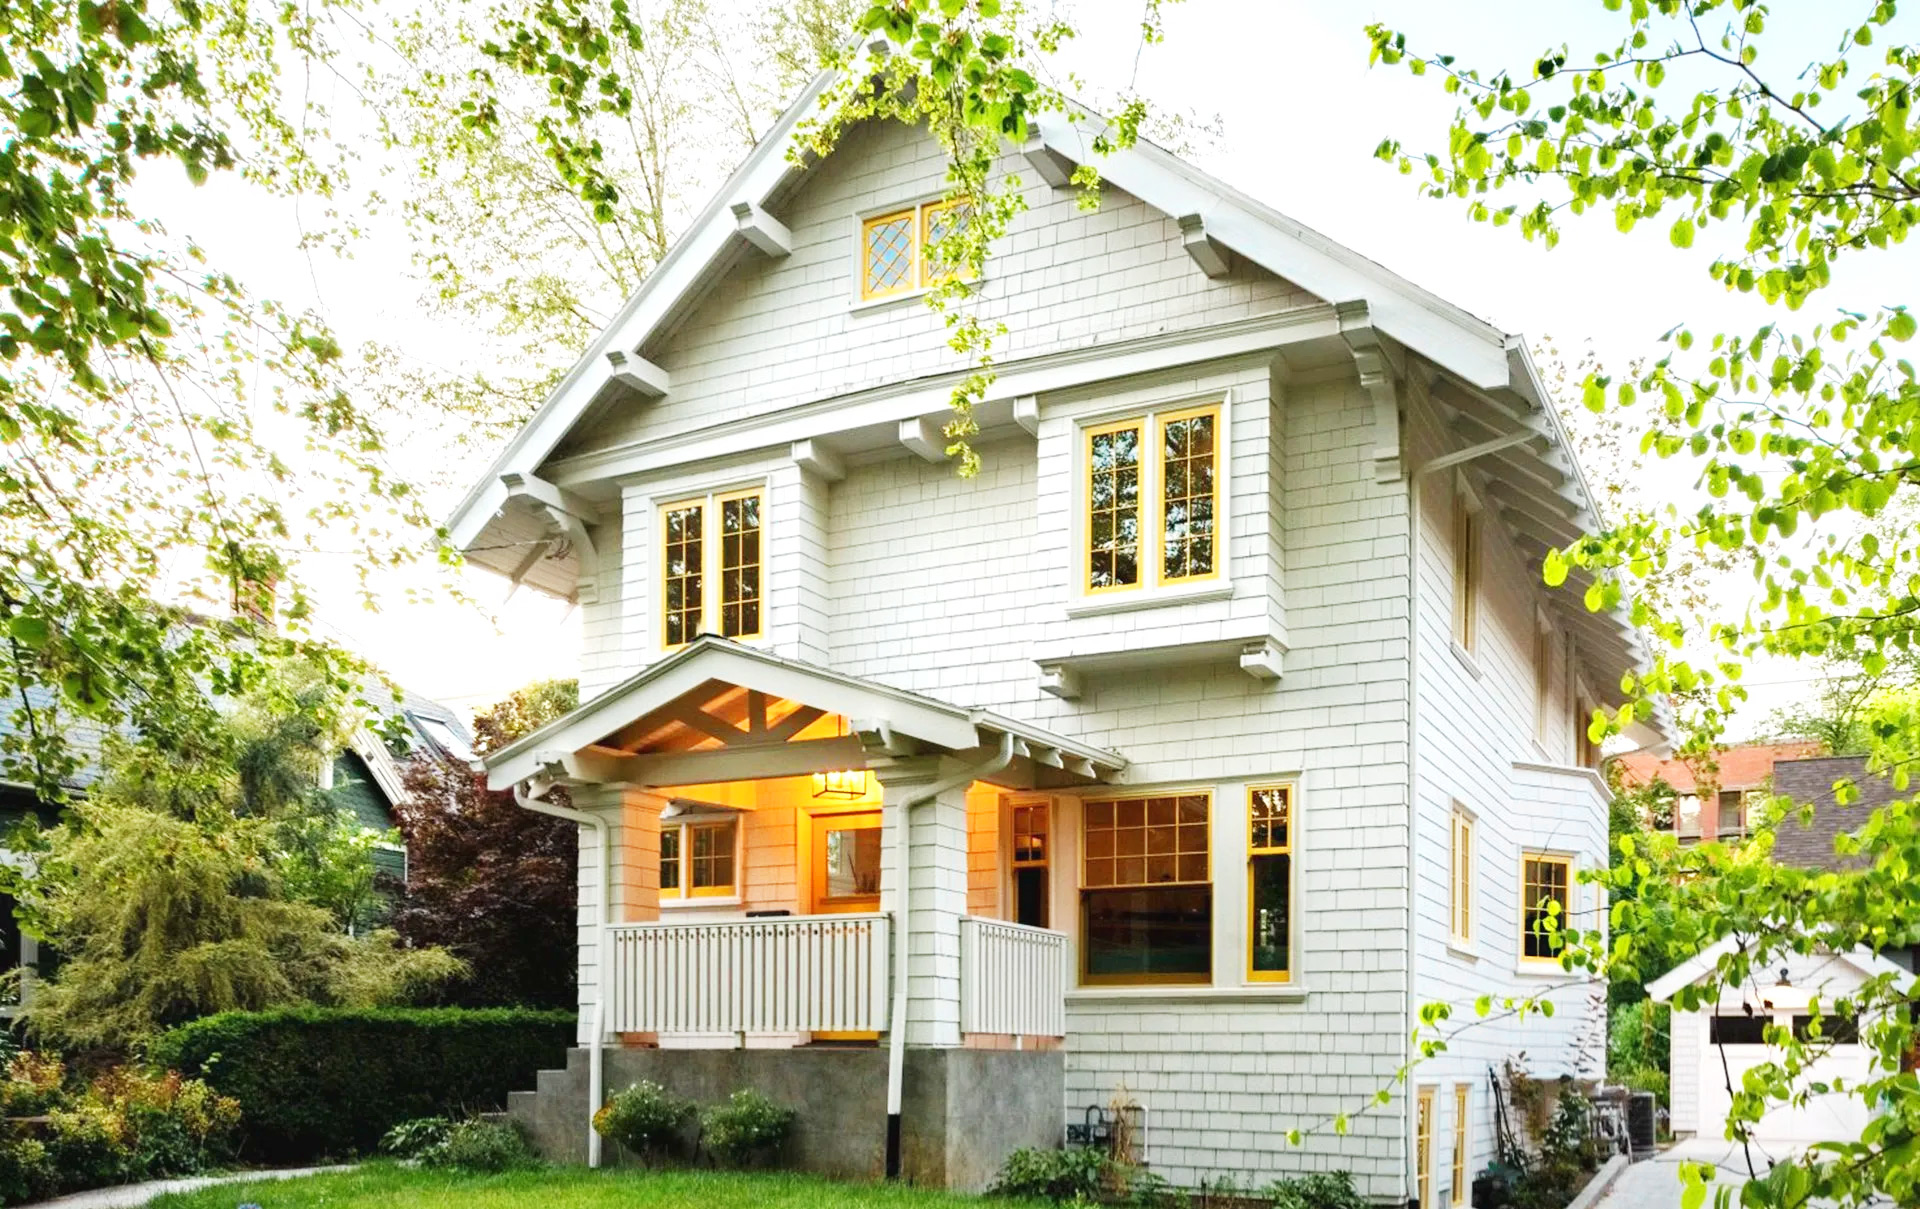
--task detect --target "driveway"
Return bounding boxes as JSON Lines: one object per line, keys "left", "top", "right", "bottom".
{"left": 1597, "top": 1139, "right": 1804, "bottom": 1209}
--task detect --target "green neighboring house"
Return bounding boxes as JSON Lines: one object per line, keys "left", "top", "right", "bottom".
{"left": 0, "top": 683, "right": 474, "bottom": 1011}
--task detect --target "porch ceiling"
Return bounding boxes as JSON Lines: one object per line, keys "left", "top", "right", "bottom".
{"left": 485, "top": 637, "right": 1129, "bottom": 793}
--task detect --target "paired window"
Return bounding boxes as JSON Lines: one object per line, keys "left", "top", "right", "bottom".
{"left": 1520, "top": 853, "right": 1572, "bottom": 964}
{"left": 659, "top": 488, "right": 764, "bottom": 647}
{"left": 859, "top": 200, "right": 971, "bottom": 301}
{"left": 1247, "top": 785, "right": 1293, "bottom": 983}
{"left": 660, "top": 818, "right": 738, "bottom": 899}
{"left": 1416, "top": 1086, "right": 1435, "bottom": 1209}
{"left": 1080, "top": 793, "right": 1212, "bottom": 984}
{"left": 1084, "top": 405, "right": 1222, "bottom": 594}
{"left": 1451, "top": 1084, "right": 1470, "bottom": 1207}
{"left": 1452, "top": 490, "right": 1479, "bottom": 652}
{"left": 1449, "top": 809, "right": 1474, "bottom": 946}
{"left": 1011, "top": 801, "right": 1050, "bottom": 929}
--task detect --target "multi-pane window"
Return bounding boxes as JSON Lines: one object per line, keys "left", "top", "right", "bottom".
{"left": 1011, "top": 801, "right": 1050, "bottom": 929}
{"left": 1247, "top": 785, "right": 1292, "bottom": 983}
{"left": 1081, "top": 793, "right": 1211, "bottom": 984}
{"left": 1520, "top": 853, "right": 1572, "bottom": 964}
{"left": 1451, "top": 1084, "right": 1470, "bottom": 1207}
{"left": 1082, "top": 403, "right": 1221, "bottom": 594}
{"left": 1453, "top": 490, "right": 1479, "bottom": 652}
{"left": 1449, "top": 809, "right": 1474, "bottom": 945}
{"left": 1416, "top": 1086, "right": 1435, "bottom": 1209}
{"left": 659, "top": 488, "right": 763, "bottom": 647}
{"left": 660, "top": 819, "right": 737, "bottom": 899}
{"left": 859, "top": 200, "right": 972, "bottom": 301}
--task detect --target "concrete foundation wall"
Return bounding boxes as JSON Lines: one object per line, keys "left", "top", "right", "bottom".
{"left": 511, "top": 1045, "right": 1062, "bottom": 1190}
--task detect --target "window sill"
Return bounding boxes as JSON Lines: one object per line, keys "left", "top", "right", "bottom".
{"left": 1064, "top": 581, "right": 1235, "bottom": 620}
{"left": 1449, "top": 640, "right": 1483, "bottom": 679}
{"left": 660, "top": 896, "right": 743, "bottom": 910}
{"left": 1513, "top": 960, "right": 1580, "bottom": 981}
{"left": 1066, "top": 984, "right": 1309, "bottom": 1005}
{"left": 1446, "top": 941, "right": 1478, "bottom": 963}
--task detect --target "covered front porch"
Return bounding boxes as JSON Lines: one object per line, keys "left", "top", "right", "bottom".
{"left": 485, "top": 638, "right": 1126, "bottom": 1183}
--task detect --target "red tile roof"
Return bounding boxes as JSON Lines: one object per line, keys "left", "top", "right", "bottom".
{"left": 1612, "top": 741, "right": 1825, "bottom": 794}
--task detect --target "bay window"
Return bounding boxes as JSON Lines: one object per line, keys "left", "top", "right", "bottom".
{"left": 1082, "top": 403, "right": 1222, "bottom": 595}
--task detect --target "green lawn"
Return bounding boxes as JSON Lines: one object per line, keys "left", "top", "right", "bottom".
{"left": 148, "top": 1164, "right": 1028, "bottom": 1209}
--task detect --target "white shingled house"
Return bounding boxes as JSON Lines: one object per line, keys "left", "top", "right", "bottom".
{"left": 449, "top": 64, "right": 1664, "bottom": 1203}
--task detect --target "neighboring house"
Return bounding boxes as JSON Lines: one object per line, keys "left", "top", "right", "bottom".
{"left": 452, "top": 71, "right": 1666, "bottom": 1201}
{"left": 1651, "top": 755, "right": 1912, "bottom": 1145}
{"left": 1615, "top": 741, "right": 1822, "bottom": 842}
{"left": 0, "top": 682, "right": 473, "bottom": 1005}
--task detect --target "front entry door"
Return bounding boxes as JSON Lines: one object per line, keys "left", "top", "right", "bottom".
{"left": 811, "top": 810, "right": 882, "bottom": 915}
{"left": 809, "top": 810, "right": 883, "bottom": 1042}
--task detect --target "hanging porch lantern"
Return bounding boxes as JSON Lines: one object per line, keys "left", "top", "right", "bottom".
{"left": 811, "top": 769, "right": 869, "bottom": 800}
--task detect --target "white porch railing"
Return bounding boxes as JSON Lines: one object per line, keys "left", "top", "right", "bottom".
{"left": 607, "top": 913, "right": 891, "bottom": 1035}
{"left": 959, "top": 916, "right": 1069, "bottom": 1037}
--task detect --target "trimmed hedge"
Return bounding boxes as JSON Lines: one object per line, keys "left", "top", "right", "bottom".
{"left": 150, "top": 1007, "right": 575, "bottom": 1162}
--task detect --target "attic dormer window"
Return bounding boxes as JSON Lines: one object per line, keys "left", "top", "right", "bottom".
{"left": 859, "top": 200, "right": 972, "bottom": 301}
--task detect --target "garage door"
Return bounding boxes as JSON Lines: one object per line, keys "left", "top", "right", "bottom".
{"left": 1697, "top": 1043, "right": 1872, "bottom": 1143}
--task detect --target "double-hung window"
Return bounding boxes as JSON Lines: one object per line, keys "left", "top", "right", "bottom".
{"left": 1416, "top": 1085, "right": 1435, "bottom": 1208}
{"left": 658, "top": 487, "right": 764, "bottom": 648}
{"left": 1449, "top": 808, "right": 1474, "bottom": 946}
{"left": 1084, "top": 403, "right": 1222, "bottom": 594}
{"left": 1520, "top": 852, "right": 1572, "bottom": 965}
{"left": 859, "top": 200, "right": 972, "bottom": 301}
{"left": 1451, "top": 1084, "right": 1470, "bottom": 1206}
{"left": 1080, "top": 793, "right": 1211, "bottom": 984}
{"left": 660, "top": 818, "right": 738, "bottom": 900}
{"left": 1247, "top": 784, "right": 1293, "bottom": 982}
{"left": 1011, "top": 801, "right": 1050, "bottom": 929}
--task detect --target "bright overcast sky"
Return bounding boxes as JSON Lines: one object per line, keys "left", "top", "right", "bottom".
{"left": 140, "top": 0, "right": 1919, "bottom": 724}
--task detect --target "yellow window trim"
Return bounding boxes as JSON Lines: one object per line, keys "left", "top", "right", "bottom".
{"left": 659, "top": 496, "right": 707, "bottom": 652}
{"left": 714, "top": 486, "right": 765, "bottom": 643}
{"left": 1451, "top": 1083, "right": 1469, "bottom": 1207}
{"left": 1154, "top": 404, "right": 1223, "bottom": 587}
{"left": 919, "top": 200, "right": 970, "bottom": 288}
{"left": 859, "top": 207, "right": 918, "bottom": 301}
{"left": 1078, "top": 790, "right": 1212, "bottom": 889}
{"left": 1450, "top": 809, "right": 1474, "bottom": 946}
{"left": 659, "top": 820, "right": 739, "bottom": 900}
{"left": 1078, "top": 790, "right": 1214, "bottom": 988}
{"left": 1246, "top": 782, "right": 1293, "bottom": 985}
{"left": 1416, "top": 1085, "right": 1435, "bottom": 1209}
{"left": 1519, "top": 851, "right": 1573, "bottom": 965}
{"left": 1010, "top": 799, "right": 1049, "bottom": 870}
{"left": 658, "top": 487, "right": 765, "bottom": 650}
{"left": 1082, "top": 417, "right": 1147, "bottom": 596}
{"left": 1453, "top": 492, "right": 1479, "bottom": 653}
{"left": 1081, "top": 401, "right": 1226, "bottom": 596}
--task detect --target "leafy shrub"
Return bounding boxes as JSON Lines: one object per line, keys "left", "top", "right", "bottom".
{"left": 593, "top": 1080, "right": 694, "bottom": 1162}
{"left": 424, "top": 1119, "right": 538, "bottom": 1172}
{"left": 150, "top": 1006, "right": 573, "bottom": 1161}
{"left": 990, "top": 1145, "right": 1111, "bottom": 1201}
{"left": 0, "top": 1055, "right": 238, "bottom": 1205}
{"left": 1267, "top": 1170, "right": 1369, "bottom": 1209}
{"left": 699, "top": 1089, "right": 794, "bottom": 1167}
{"left": 378, "top": 1116, "right": 453, "bottom": 1159}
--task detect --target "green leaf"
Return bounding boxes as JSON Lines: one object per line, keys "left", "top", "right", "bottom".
{"left": 1670, "top": 216, "right": 1695, "bottom": 248}
{"left": 6, "top": 616, "right": 49, "bottom": 647}
{"left": 1544, "top": 548, "right": 1570, "bottom": 587}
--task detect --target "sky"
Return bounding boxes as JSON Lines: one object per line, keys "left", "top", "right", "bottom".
{"left": 138, "top": 0, "right": 1920, "bottom": 725}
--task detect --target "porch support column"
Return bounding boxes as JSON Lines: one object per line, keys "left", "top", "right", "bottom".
{"left": 569, "top": 784, "right": 668, "bottom": 1046}
{"left": 875, "top": 757, "right": 970, "bottom": 1048}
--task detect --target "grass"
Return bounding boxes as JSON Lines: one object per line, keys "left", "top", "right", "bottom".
{"left": 147, "top": 1163, "right": 1026, "bottom": 1209}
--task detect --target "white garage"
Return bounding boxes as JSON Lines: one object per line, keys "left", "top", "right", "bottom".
{"left": 1650, "top": 941, "right": 1901, "bottom": 1145}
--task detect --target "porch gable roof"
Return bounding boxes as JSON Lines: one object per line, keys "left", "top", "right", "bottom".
{"left": 482, "top": 637, "right": 1128, "bottom": 792}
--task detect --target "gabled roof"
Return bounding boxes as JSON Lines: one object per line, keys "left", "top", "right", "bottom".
{"left": 483, "top": 636, "right": 1127, "bottom": 792}
{"left": 446, "top": 58, "right": 1664, "bottom": 737}
{"left": 1646, "top": 935, "right": 1907, "bottom": 1004}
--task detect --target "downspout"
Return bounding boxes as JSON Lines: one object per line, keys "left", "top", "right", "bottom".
{"left": 515, "top": 781, "right": 612, "bottom": 1169}
{"left": 885, "top": 730, "right": 1015, "bottom": 1180}
{"left": 1404, "top": 427, "right": 1537, "bottom": 1202}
